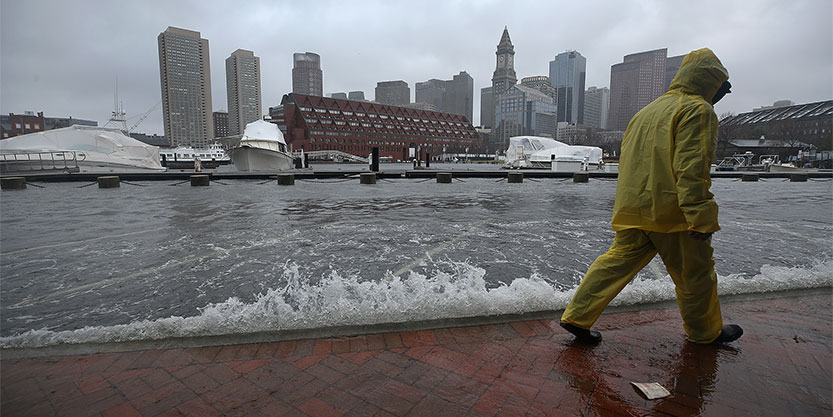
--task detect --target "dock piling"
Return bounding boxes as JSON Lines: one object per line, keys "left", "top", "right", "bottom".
{"left": 573, "top": 172, "right": 590, "bottom": 183}
{"left": 190, "top": 175, "right": 210, "bottom": 187}
{"left": 508, "top": 172, "right": 523, "bottom": 183}
{"left": 1, "top": 177, "right": 27, "bottom": 190}
{"left": 790, "top": 173, "right": 808, "bottom": 182}
{"left": 277, "top": 174, "right": 295, "bottom": 185}
{"left": 360, "top": 173, "right": 377, "bottom": 184}
{"left": 97, "top": 176, "right": 120, "bottom": 188}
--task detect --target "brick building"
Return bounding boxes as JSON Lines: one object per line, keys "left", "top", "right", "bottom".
{"left": 1, "top": 112, "right": 97, "bottom": 139}
{"left": 269, "top": 93, "right": 482, "bottom": 160}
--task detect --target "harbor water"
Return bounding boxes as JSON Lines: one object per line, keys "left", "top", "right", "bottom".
{"left": 1, "top": 168, "right": 831, "bottom": 348}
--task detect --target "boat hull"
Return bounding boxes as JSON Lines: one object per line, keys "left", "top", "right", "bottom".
{"left": 230, "top": 146, "right": 293, "bottom": 171}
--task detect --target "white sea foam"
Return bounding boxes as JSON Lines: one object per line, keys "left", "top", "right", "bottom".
{"left": 2, "top": 258, "right": 831, "bottom": 349}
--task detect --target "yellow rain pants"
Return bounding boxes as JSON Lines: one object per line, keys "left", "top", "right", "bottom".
{"left": 561, "top": 49, "right": 729, "bottom": 344}
{"left": 561, "top": 229, "right": 723, "bottom": 344}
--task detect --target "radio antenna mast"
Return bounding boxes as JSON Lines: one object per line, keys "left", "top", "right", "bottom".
{"left": 105, "top": 77, "right": 128, "bottom": 133}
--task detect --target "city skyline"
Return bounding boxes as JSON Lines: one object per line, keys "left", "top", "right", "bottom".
{"left": 1, "top": 0, "right": 831, "bottom": 136}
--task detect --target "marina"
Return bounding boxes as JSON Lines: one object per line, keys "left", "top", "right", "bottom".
{"left": 1, "top": 171, "right": 830, "bottom": 350}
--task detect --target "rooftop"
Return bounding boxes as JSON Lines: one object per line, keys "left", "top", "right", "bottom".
{"left": 721, "top": 100, "right": 833, "bottom": 126}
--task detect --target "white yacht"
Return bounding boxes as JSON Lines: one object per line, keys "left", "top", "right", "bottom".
{"left": 229, "top": 120, "right": 294, "bottom": 171}
{"left": 504, "top": 136, "right": 603, "bottom": 171}
{"left": 0, "top": 125, "right": 164, "bottom": 173}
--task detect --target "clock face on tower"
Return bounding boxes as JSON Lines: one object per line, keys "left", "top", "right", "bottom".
{"left": 498, "top": 55, "right": 505, "bottom": 67}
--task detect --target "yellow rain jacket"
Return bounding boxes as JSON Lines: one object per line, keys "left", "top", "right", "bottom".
{"left": 611, "top": 48, "right": 729, "bottom": 234}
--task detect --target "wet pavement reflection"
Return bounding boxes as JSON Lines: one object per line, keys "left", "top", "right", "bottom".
{"left": 1, "top": 292, "right": 830, "bottom": 416}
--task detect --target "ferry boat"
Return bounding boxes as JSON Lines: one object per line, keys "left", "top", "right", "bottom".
{"left": 159, "top": 143, "right": 230, "bottom": 169}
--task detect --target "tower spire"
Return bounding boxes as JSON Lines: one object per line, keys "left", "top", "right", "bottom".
{"left": 499, "top": 26, "right": 512, "bottom": 47}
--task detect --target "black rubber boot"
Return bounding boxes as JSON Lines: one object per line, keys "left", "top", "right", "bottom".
{"left": 560, "top": 322, "right": 602, "bottom": 344}
{"left": 710, "top": 324, "right": 743, "bottom": 344}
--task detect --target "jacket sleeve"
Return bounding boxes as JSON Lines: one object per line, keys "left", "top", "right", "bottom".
{"left": 672, "top": 101, "right": 720, "bottom": 233}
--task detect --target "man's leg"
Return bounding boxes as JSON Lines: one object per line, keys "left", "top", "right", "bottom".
{"left": 649, "top": 231, "right": 724, "bottom": 343}
{"left": 561, "top": 229, "right": 657, "bottom": 331}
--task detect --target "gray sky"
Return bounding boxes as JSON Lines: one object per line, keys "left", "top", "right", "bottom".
{"left": 2, "top": 0, "right": 831, "bottom": 136}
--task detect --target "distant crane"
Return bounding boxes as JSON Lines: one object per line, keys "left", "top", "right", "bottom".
{"left": 128, "top": 101, "right": 161, "bottom": 133}
{"left": 103, "top": 77, "right": 161, "bottom": 134}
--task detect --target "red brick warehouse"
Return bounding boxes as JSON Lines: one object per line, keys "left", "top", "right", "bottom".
{"left": 269, "top": 94, "right": 483, "bottom": 161}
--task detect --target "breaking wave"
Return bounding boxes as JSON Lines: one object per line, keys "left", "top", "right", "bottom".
{"left": 2, "top": 258, "right": 831, "bottom": 349}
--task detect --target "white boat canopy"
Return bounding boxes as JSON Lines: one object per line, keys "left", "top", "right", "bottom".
{"left": 0, "top": 125, "right": 163, "bottom": 171}
{"left": 530, "top": 144, "right": 603, "bottom": 164}
{"left": 505, "top": 135, "right": 603, "bottom": 166}
{"left": 505, "top": 136, "right": 568, "bottom": 163}
{"left": 242, "top": 120, "right": 286, "bottom": 144}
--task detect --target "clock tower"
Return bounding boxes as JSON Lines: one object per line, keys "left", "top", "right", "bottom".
{"left": 491, "top": 26, "right": 517, "bottom": 96}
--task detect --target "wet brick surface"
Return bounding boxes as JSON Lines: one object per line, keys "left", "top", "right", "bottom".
{"left": 1, "top": 293, "right": 830, "bottom": 416}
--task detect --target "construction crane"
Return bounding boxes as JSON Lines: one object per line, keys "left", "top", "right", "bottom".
{"left": 128, "top": 101, "right": 161, "bottom": 133}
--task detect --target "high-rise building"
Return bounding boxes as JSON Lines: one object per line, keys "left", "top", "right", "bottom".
{"left": 494, "top": 85, "right": 556, "bottom": 150}
{"left": 480, "top": 86, "right": 493, "bottom": 128}
{"left": 414, "top": 72, "right": 474, "bottom": 121}
{"left": 157, "top": 26, "right": 213, "bottom": 147}
{"left": 292, "top": 52, "right": 323, "bottom": 97}
{"left": 375, "top": 80, "right": 410, "bottom": 106}
{"left": 330, "top": 92, "right": 348, "bottom": 99}
{"left": 665, "top": 54, "right": 685, "bottom": 91}
{"left": 404, "top": 102, "right": 439, "bottom": 112}
{"left": 415, "top": 79, "right": 446, "bottom": 111}
{"left": 549, "top": 51, "right": 586, "bottom": 124}
{"left": 608, "top": 48, "right": 669, "bottom": 131}
{"left": 520, "top": 76, "right": 555, "bottom": 100}
{"left": 213, "top": 111, "right": 229, "bottom": 138}
{"left": 445, "top": 71, "right": 474, "bottom": 122}
{"left": 584, "top": 86, "right": 610, "bottom": 129}
{"left": 225, "top": 49, "right": 261, "bottom": 136}
{"left": 348, "top": 91, "right": 365, "bottom": 101}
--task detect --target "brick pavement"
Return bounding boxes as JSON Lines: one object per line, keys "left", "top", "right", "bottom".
{"left": 1, "top": 292, "right": 830, "bottom": 416}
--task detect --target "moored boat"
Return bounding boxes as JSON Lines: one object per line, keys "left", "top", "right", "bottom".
{"left": 229, "top": 120, "right": 293, "bottom": 171}
{"left": 159, "top": 143, "right": 230, "bottom": 168}
{"left": 0, "top": 125, "right": 164, "bottom": 173}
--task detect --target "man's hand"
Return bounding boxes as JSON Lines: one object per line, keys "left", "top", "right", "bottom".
{"left": 688, "top": 231, "right": 713, "bottom": 240}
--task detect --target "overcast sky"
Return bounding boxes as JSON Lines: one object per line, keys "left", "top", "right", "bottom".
{"left": 2, "top": 0, "right": 831, "bottom": 136}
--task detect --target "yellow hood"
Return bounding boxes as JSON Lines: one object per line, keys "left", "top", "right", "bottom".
{"left": 611, "top": 48, "right": 726, "bottom": 234}
{"left": 669, "top": 48, "right": 729, "bottom": 102}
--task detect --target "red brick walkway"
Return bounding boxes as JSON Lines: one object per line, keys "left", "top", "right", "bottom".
{"left": 2, "top": 292, "right": 831, "bottom": 416}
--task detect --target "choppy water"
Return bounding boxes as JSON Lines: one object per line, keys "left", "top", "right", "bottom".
{"left": 1, "top": 168, "right": 831, "bottom": 348}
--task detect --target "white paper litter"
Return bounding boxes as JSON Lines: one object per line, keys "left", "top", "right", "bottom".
{"left": 631, "top": 382, "right": 671, "bottom": 399}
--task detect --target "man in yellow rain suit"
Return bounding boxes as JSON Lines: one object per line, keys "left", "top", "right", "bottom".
{"left": 560, "top": 48, "right": 742, "bottom": 344}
